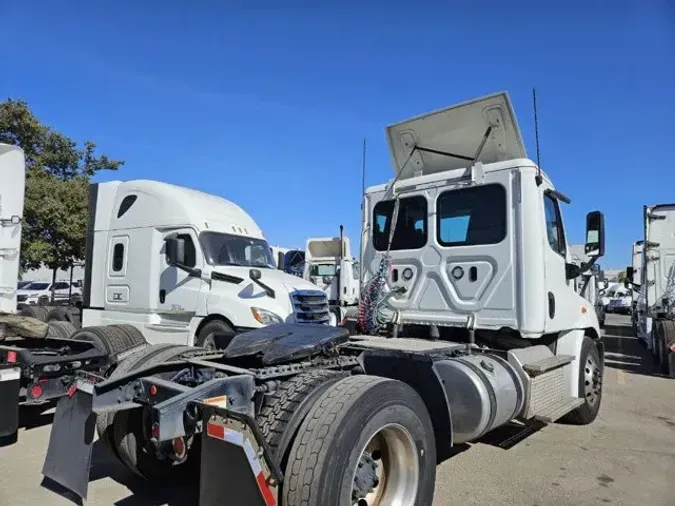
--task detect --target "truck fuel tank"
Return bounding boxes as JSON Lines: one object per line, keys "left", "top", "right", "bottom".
{"left": 434, "top": 353, "right": 524, "bottom": 445}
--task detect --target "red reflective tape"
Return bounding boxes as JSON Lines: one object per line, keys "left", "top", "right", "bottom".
{"left": 67, "top": 384, "right": 77, "bottom": 398}
{"left": 255, "top": 472, "right": 276, "bottom": 506}
{"left": 7, "top": 351, "right": 17, "bottom": 363}
{"left": 206, "top": 422, "right": 225, "bottom": 440}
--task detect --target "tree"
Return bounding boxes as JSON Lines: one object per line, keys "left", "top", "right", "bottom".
{"left": 0, "top": 99, "right": 124, "bottom": 295}
{"left": 617, "top": 270, "right": 627, "bottom": 283}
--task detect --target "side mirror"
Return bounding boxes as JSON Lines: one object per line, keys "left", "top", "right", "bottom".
{"left": 249, "top": 268, "right": 262, "bottom": 281}
{"left": 165, "top": 237, "right": 186, "bottom": 266}
{"left": 584, "top": 211, "right": 605, "bottom": 258}
{"left": 626, "top": 266, "right": 634, "bottom": 282}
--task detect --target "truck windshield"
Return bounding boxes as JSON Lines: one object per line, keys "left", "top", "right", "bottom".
{"left": 200, "top": 232, "right": 275, "bottom": 268}
{"left": 310, "top": 263, "right": 337, "bottom": 277}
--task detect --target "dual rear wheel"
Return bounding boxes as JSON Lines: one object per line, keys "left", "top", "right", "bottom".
{"left": 100, "top": 346, "right": 437, "bottom": 506}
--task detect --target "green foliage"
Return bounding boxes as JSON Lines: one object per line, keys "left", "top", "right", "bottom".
{"left": 0, "top": 98, "right": 124, "bottom": 274}
{"left": 617, "top": 270, "right": 627, "bottom": 283}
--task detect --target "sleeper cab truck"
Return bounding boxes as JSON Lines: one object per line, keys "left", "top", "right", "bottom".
{"left": 625, "top": 205, "right": 675, "bottom": 376}
{"left": 82, "top": 180, "right": 331, "bottom": 349}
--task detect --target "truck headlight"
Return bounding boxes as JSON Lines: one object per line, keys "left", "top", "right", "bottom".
{"left": 251, "top": 307, "right": 283, "bottom": 325}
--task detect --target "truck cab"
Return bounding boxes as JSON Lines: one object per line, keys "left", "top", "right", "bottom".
{"left": 82, "top": 180, "right": 330, "bottom": 348}
{"left": 0, "top": 145, "right": 24, "bottom": 315}
{"left": 361, "top": 92, "right": 604, "bottom": 340}
{"left": 303, "top": 231, "right": 360, "bottom": 308}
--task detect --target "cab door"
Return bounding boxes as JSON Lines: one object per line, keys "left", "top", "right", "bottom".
{"left": 541, "top": 189, "right": 581, "bottom": 332}
{"left": 157, "top": 228, "right": 204, "bottom": 321}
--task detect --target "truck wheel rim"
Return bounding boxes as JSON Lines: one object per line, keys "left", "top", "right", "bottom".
{"left": 584, "top": 354, "right": 602, "bottom": 406}
{"left": 350, "top": 423, "right": 419, "bottom": 506}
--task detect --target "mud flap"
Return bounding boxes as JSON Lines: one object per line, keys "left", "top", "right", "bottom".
{"left": 41, "top": 380, "right": 96, "bottom": 500}
{"left": 198, "top": 401, "right": 282, "bottom": 506}
{"left": 0, "top": 366, "right": 20, "bottom": 445}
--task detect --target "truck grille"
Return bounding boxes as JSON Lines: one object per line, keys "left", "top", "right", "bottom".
{"left": 291, "top": 290, "right": 330, "bottom": 324}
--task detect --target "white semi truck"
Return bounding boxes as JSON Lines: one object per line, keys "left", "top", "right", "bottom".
{"left": 625, "top": 204, "right": 675, "bottom": 377}
{"left": 39, "top": 91, "right": 606, "bottom": 505}
{"left": 0, "top": 145, "right": 331, "bottom": 444}
{"left": 303, "top": 226, "right": 360, "bottom": 324}
{"left": 83, "top": 179, "right": 331, "bottom": 348}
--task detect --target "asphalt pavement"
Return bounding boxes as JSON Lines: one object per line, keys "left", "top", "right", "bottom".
{"left": 0, "top": 314, "right": 673, "bottom": 506}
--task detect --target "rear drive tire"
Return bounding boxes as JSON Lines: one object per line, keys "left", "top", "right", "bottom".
{"left": 46, "top": 307, "right": 71, "bottom": 323}
{"left": 72, "top": 326, "right": 133, "bottom": 358}
{"left": 46, "top": 321, "right": 77, "bottom": 339}
{"left": 257, "top": 369, "right": 347, "bottom": 467}
{"left": 283, "top": 375, "right": 436, "bottom": 506}
{"left": 18, "top": 305, "right": 50, "bottom": 322}
{"left": 561, "top": 337, "right": 603, "bottom": 425}
{"left": 195, "top": 319, "right": 234, "bottom": 350}
{"left": 107, "top": 324, "right": 147, "bottom": 350}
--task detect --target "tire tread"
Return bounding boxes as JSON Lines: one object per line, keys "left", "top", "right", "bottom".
{"left": 257, "top": 369, "right": 343, "bottom": 462}
{"left": 284, "top": 375, "right": 389, "bottom": 506}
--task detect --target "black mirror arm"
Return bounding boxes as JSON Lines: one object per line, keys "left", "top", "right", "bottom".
{"left": 567, "top": 255, "right": 601, "bottom": 279}
{"left": 174, "top": 263, "right": 202, "bottom": 278}
{"left": 249, "top": 272, "right": 276, "bottom": 299}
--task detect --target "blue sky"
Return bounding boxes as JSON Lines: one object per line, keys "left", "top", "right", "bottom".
{"left": 2, "top": 0, "right": 673, "bottom": 269}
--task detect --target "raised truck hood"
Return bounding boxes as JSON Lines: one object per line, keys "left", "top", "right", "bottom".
{"left": 386, "top": 91, "right": 527, "bottom": 180}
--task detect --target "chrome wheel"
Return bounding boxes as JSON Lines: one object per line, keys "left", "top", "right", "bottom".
{"left": 584, "top": 352, "right": 602, "bottom": 406}
{"left": 351, "top": 423, "right": 419, "bottom": 506}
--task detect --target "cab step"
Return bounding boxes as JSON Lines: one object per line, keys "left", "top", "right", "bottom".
{"left": 533, "top": 397, "right": 584, "bottom": 423}
{"left": 522, "top": 354, "right": 574, "bottom": 376}
{"left": 522, "top": 362, "right": 580, "bottom": 421}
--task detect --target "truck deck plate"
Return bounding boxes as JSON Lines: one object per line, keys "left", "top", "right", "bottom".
{"left": 348, "top": 336, "right": 464, "bottom": 353}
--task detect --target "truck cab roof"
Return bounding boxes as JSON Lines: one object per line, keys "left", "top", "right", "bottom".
{"left": 94, "top": 179, "right": 265, "bottom": 239}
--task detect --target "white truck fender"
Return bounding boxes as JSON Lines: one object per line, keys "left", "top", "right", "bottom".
{"left": 555, "top": 329, "right": 591, "bottom": 398}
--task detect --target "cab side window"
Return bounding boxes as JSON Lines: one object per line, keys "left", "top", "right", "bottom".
{"left": 544, "top": 194, "right": 566, "bottom": 256}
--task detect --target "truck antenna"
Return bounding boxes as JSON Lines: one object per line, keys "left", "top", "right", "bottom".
{"left": 533, "top": 87, "right": 543, "bottom": 186}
